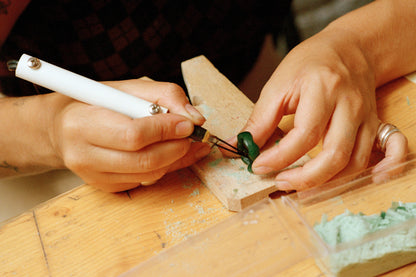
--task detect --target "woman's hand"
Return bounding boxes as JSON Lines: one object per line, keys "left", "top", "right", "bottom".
{"left": 50, "top": 79, "right": 210, "bottom": 192}
{"left": 230, "top": 29, "right": 407, "bottom": 191}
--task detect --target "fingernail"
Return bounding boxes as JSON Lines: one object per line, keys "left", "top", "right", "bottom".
{"left": 252, "top": 166, "right": 274, "bottom": 175}
{"left": 185, "top": 104, "right": 205, "bottom": 123}
{"left": 141, "top": 180, "right": 157, "bottom": 186}
{"left": 176, "top": 120, "right": 193, "bottom": 137}
{"left": 275, "top": 180, "right": 292, "bottom": 191}
{"left": 194, "top": 143, "right": 211, "bottom": 159}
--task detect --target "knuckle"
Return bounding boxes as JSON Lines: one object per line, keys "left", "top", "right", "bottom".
{"left": 308, "top": 66, "right": 343, "bottom": 92}
{"left": 65, "top": 152, "right": 90, "bottom": 173}
{"left": 351, "top": 154, "right": 369, "bottom": 170}
{"left": 297, "top": 127, "right": 321, "bottom": 149}
{"left": 120, "top": 124, "right": 145, "bottom": 150}
{"left": 162, "top": 82, "right": 185, "bottom": 98}
{"left": 342, "top": 91, "right": 365, "bottom": 120}
{"left": 61, "top": 116, "right": 80, "bottom": 136}
{"left": 144, "top": 116, "right": 175, "bottom": 142}
{"left": 137, "top": 151, "right": 155, "bottom": 170}
{"left": 147, "top": 118, "right": 171, "bottom": 142}
{"left": 328, "top": 147, "right": 350, "bottom": 170}
{"left": 158, "top": 120, "right": 174, "bottom": 141}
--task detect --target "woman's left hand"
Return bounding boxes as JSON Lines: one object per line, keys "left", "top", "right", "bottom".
{"left": 227, "top": 30, "right": 408, "bottom": 190}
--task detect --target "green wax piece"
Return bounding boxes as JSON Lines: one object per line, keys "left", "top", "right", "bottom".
{"left": 237, "top": 131, "right": 260, "bottom": 173}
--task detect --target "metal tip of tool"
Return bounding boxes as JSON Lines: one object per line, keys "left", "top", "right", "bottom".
{"left": 211, "top": 136, "right": 248, "bottom": 158}
{"left": 189, "top": 126, "right": 247, "bottom": 157}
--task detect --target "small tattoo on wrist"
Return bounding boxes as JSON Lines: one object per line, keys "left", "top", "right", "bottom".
{"left": 0, "top": 161, "right": 19, "bottom": 172}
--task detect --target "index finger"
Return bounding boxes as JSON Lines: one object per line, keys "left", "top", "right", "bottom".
{"left": 104, "top": 79, "right": 205, "bottom": 125}
{"left": 81, "top": 109, "right": 195, "bottom": 151}
{"left": 251, "top": 84, "right": 334, "bottom": 174}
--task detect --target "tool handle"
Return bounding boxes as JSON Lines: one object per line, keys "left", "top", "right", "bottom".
{"left": 15, "top": 54, "right": 168, "bottom": 118}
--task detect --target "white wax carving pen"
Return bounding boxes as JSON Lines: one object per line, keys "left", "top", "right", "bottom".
{"left": 13, "top": 54, "right": 245, "bottom": 156}
{"left": 15, "top": 54, "right": 168, "bottom": 118}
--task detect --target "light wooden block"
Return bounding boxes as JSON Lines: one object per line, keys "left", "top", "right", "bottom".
{"left": 181, "top": 56, "right": 309, "bottom": 211}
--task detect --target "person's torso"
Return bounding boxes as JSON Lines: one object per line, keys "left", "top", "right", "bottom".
{"left": 0, "top": 0, "right": 292, "bottom": 96}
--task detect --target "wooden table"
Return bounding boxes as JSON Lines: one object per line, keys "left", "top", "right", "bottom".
{"left": 1, "top": 76, "right": 416, "bottom": 276}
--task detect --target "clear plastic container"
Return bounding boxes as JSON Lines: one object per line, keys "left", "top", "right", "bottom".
{"left": 282, "top": 153, "right": 416, "bottom": 276}
{"left": 120, "top": 154, "right": 416, "bottom": 277}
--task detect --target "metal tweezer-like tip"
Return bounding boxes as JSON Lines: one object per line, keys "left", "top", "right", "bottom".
{"left": 189, "top": 126, "right": 247, "bottom": 157}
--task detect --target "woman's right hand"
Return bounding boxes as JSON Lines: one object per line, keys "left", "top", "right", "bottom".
{"left": 49, "top": 79, "right": 211, "bottom": 192}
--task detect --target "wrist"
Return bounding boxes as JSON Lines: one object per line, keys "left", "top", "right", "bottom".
{"left": 22, "top": 93, "right": 67, "bottom": 171}
{"left": 0, "top": 93, "right": 66, "bottom": 177}
{"left": 42, "top": 93, "right": 71, "bottom": 169}
{"left": 320, "top": 0, "right": 416, "bottom": 86}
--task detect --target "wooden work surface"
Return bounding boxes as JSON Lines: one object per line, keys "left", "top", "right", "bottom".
{"left": 1, "top": 76, "right": 416, "bottom": 276}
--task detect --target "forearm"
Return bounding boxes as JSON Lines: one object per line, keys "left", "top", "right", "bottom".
{"left": 0, "top": 94, "right": 65, "bottom": 177}
{"left": 321, "top": 0, "right": 416, "bottom": 87}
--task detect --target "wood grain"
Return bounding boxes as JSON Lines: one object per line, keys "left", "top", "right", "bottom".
{"left": 0, "top": 168, "right": 233, "bottom": 276}
{"left": 0, "top": 212, "right": 49, "bottom": 276}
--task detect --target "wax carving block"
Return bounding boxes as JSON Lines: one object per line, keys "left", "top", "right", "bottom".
{"left": 181, "top": 56, "right": 309, "bottom": 211}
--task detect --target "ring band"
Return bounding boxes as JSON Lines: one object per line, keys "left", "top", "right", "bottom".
{"left": 376, "top": 123, "right": 401, "bottom": 152}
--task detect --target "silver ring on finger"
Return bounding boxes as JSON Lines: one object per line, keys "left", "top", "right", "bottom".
{"left": 376, "top": 123, "right": 401, "bottom": 152}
